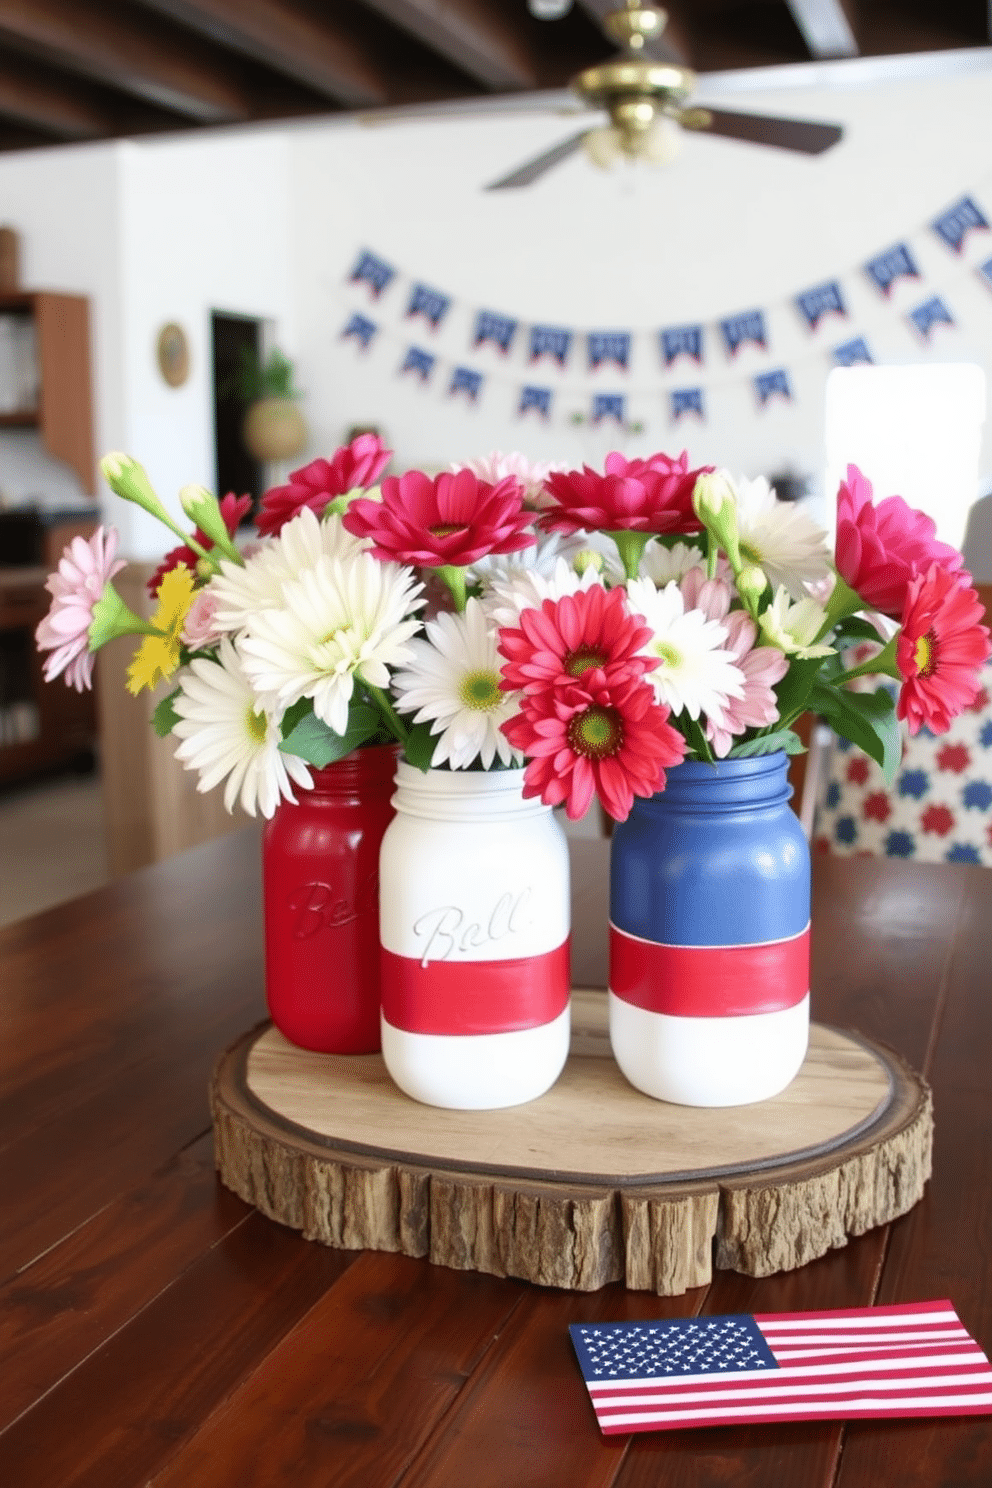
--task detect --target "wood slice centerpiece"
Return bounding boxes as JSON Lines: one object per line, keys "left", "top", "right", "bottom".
{"left": 211, "top": 990, "right": 932, "bottom": 1295}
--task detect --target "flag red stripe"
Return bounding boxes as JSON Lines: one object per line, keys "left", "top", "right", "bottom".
{"left": 752, "top": 1299, "right": 957, "bottom": 1325}
{"left": 591, "top": 1364, "right": 992, "bottom": 1406}
{"left": 587, "top": 1351, "right": 991, "bottom": 1397}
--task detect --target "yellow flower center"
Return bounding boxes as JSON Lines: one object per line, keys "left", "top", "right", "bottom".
{"left": 429, "top": 523, "right": 467, "bottom": 538}
{"left": 739, "top": 539, "right": 762, "bottom": 565}
{"left": 565, "top": 648, "right": 606, "bottom": 677}
{"left": 458, "top": 669, "right": 502, "bottom": 712}
{"left": 568, "top": 705, "right": 622, "bottom": 759}
{"left": 245, "top": 705, "right": 268, "bottom": 744}
{"left": 914, "top": 631, "right": 935, "bottom": 677}
{"left": 654, "top": 640, "right": 681, "bottom": 670}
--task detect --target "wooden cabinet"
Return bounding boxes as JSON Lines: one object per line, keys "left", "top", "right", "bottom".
{"left": 0, "top": 291, "right": 95, "bottom": 494}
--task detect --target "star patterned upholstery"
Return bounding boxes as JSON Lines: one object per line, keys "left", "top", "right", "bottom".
{"left": 812, "top": 583, "right": 992, "bottom": 866}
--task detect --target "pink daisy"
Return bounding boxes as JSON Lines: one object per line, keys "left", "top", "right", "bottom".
{"left": 704, "top": 611, "right": 789, "bottom": 758}
{"left": 35, "top": 526, "right": 126, "bottom": 691}
{"left": 835, "top": 464, "right": 963, "bottom": 618}
{"left": 147, "top": 492, "right": 252, "bottom": 596}
{"left": 502, "top": 670, "right": 685, "bottom": 822}
{"left": 342, "top": 467, "right": 534, "bottom": 568}
{"left": 896, "top": 564, "right": 991, "bottom": 735}
{"left": 539, "top": 450, "right": 712, "bottom": 537}
{"left": 497, "top": 584, "right": 654, "bottom": 697}
{"left": 256, "top": 434, "right": 392, "bottom": 537}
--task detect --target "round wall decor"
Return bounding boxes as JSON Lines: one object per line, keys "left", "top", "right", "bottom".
{"left": 156, "top": 323, "right": 190, "bottom": 387}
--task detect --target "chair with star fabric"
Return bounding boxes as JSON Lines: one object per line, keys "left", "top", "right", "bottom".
{"left": 810, "top": 583, "right": 992, "bottom": 867}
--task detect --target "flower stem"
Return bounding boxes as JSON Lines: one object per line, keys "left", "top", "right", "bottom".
{"left": 607, "top": 529, "right": 651, "bottom": 583}
{"left": 833, "top": 634, "right": 901, "bottom": 685}
{"left": 435, "top": 564, "right": 468, "bottom": 613}
{"left": 365, "top": 683, "right": 409, "bottom": 745}
{"left": 816, "top": 572, "right": 865, "bottom": 641}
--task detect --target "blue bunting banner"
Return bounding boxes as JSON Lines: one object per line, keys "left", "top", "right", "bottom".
{"left": 864, "top": 243, "right": 919, "bottom": 296}
{"left": 349, "top": 248, "right": 395, "bottom": 299}
{"left": 399, "top": 346, "right": 435, "bottom": 382}
{"left": 592, "top": 393, "right": 626, "bottom": 424}
{"left": 931, "top": 195, "right": 990, "bottom": 254}
{"left": 588, "top": 331, "right": 631, "bottom": 371}
{"left": 407, "top": 282, "right": 451, "bottom": 329}
{"left": 795, "top": 280, "right": 846, "bottom": 331}
{"left": 519, "top": 385, "right": 552, "bottom": 418}
{"left": 660, "top": 325, "right": 704, "bottom": 367}
{"left": 833, "top": 336, "right": 874, "bottom": 366}
{"left": 907, "top": 295, "right": 954, "bottom": 340}
{"left": 978, "top": 258, "right": 992, "bottom": 292}
{"left": 670, "top": 388, "right": 705, "bottom": 422}
{"left": 449, "top": 366, "right": 483, "bottom": 401}
{"left": 720, "top": 310, "right": 766, "bottom": 357}
{"left": 342, "top": 313, "right": 377, "bottom": 350}
{"left": 530, "top": 324, "right": 572, "bottom": 366}
{"left": 755, "top": 368, "right": 792, "bottom": 406}
{"left": 474, "top": 310, "right": 517, "bottom": 354}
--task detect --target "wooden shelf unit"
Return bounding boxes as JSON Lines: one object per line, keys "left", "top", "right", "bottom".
{"left": 0, "top": 291, "right": 95, "bottom": 494}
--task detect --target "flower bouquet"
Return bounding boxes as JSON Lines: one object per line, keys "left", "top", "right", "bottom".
{"left": 34, "top": 436, "right": 990, "bottom": 1107}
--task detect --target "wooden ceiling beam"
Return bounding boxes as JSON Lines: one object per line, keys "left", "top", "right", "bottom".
{"left": 133, "top": 0, "right": 392, "bottom": 109}
{"left": 357, "top": 0, "right": 543, "bottom": 90}
{"left": 0, "top": 62, "right": 116, "bottom": 138}
{"left": 0, "top": 0, "right": 258, "bottom": 121}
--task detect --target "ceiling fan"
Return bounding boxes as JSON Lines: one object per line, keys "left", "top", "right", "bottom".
{"left": 486, "top": 1, "right": 844, "bottom": 189}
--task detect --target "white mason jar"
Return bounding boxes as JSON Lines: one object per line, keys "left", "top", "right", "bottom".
{"left": 379, "top": 764, "right": 571, "bottom": 1109}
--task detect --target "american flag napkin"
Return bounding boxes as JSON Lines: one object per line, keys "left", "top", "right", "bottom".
{"left": 569, "top": 1300, "right": 992, "bottom": 1434}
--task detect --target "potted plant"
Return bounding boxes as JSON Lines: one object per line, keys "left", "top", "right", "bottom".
{"left": 236, "top": 346, "right": 308, "bottom": 463}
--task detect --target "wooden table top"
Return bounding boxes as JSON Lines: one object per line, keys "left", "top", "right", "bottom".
{"left": 2, "top": 829, "right": 990, "bottom": 1487}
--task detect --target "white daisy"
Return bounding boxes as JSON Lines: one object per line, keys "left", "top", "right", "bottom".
{"left": 239, "top": 551, "right": 424, "bottom": 735}
{"left": 392, "top": 598, "right": 520, "bottom": 770}
{"left": 208, "top": 508, "right": 369, "bottom": 632}
{"left": 627, "top": 575, "right": 745, "bottom": 724}
{"left": 758, "top": 586, "right": 835, "bottom": 659}
{"left": 171, "top": 639, "right": 313, "bottom": 818}
{"left": 638, "top": 539, "right": 708, "bottom": 586}
{"left": 482, "top": 558, "right": 605, "bottom": 631}
{"left": 731, "top": 474, "right": 832, "bottom": 599}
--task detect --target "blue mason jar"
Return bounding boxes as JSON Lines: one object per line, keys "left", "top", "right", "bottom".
{"left": 609, "top": 752, "right": 810, "bottom": 1106}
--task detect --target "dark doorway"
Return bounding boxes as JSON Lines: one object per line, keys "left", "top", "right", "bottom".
{"left": 211, "top": 311, "right": 265, "bottom": 517}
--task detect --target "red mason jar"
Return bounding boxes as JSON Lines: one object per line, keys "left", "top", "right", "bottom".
{"left": 262, "top": 743, "right": 399, "bottom": 1052}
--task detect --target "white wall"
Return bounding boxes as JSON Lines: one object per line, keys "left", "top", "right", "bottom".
{"left": 290, "top": 61, "right": 992, "bottom": 514}
{"left": 0, "top": 143, "right": 124, "bottom": 509}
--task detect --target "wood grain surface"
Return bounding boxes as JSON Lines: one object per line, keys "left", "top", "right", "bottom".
{"left": 0, "top": 832, "right": 989, "bottom": 1486}
{"left": 213, "top": 1007, "right": 930, "bottom": 1293}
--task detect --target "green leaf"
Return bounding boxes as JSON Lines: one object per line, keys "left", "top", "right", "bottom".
{"left": 279, "top": 696, "right": 314, "bottom": 740}
{"left": 771, "top": 654, "right": 826, "bottom": 723}
{"left": 403, "top": 720, "right": 439, "bottom": 773}
{"left": 832, "top": 615, "right": 888, "bottom": 646}
{"left": 729, "top": 728, "right": 806, "bottom": 759}
{"left": 680, "top": 712, "right": 715, "bottom": 765}
{"left": 280, "top": 704, "right": 382, "bottom": 767}
{"left": 152, "top": 688, "right": 182, "bottom": 737}
{"left": 809, "top": 680, "right": 902, "bottom": 784}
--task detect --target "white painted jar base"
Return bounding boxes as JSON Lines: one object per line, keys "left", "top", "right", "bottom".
{"left": 381, "top": 1007, "right": 570, "bottom": 1110}
{"left": 609, "top": 993, "right": 810, "bottom": 1107}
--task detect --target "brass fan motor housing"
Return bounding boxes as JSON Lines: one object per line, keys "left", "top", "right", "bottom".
{"left": 573, "top": 58, "right": 696, "bottom": 140}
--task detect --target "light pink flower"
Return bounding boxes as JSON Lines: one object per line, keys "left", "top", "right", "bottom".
{"left": 35, "top": 526, "right": 126, "bottom": 691}
{"left": 181, "top": 590, "right": 225, "bottom": 651}
{"left": 835, "top": 463, "right": 963, "bottom": 618}
{"left": 679, "top": 567, "right": 732, "bottom": 622}
{"left": 455, "top": 451, "right": 564, "bottom": 511}
{"left": 705, "top": 610, "right": 789, "bottom": 757}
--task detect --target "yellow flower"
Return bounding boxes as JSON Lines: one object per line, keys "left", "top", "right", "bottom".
{"left": 126, "top": 565, "right": 197, "bottom": 695}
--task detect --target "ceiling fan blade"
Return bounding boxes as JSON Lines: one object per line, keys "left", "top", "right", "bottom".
{"left": 485, "top": 129, "right": 589, "bottom": 189}
{"left": 687, "top": 107, "right": 843, "bottom": 155}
